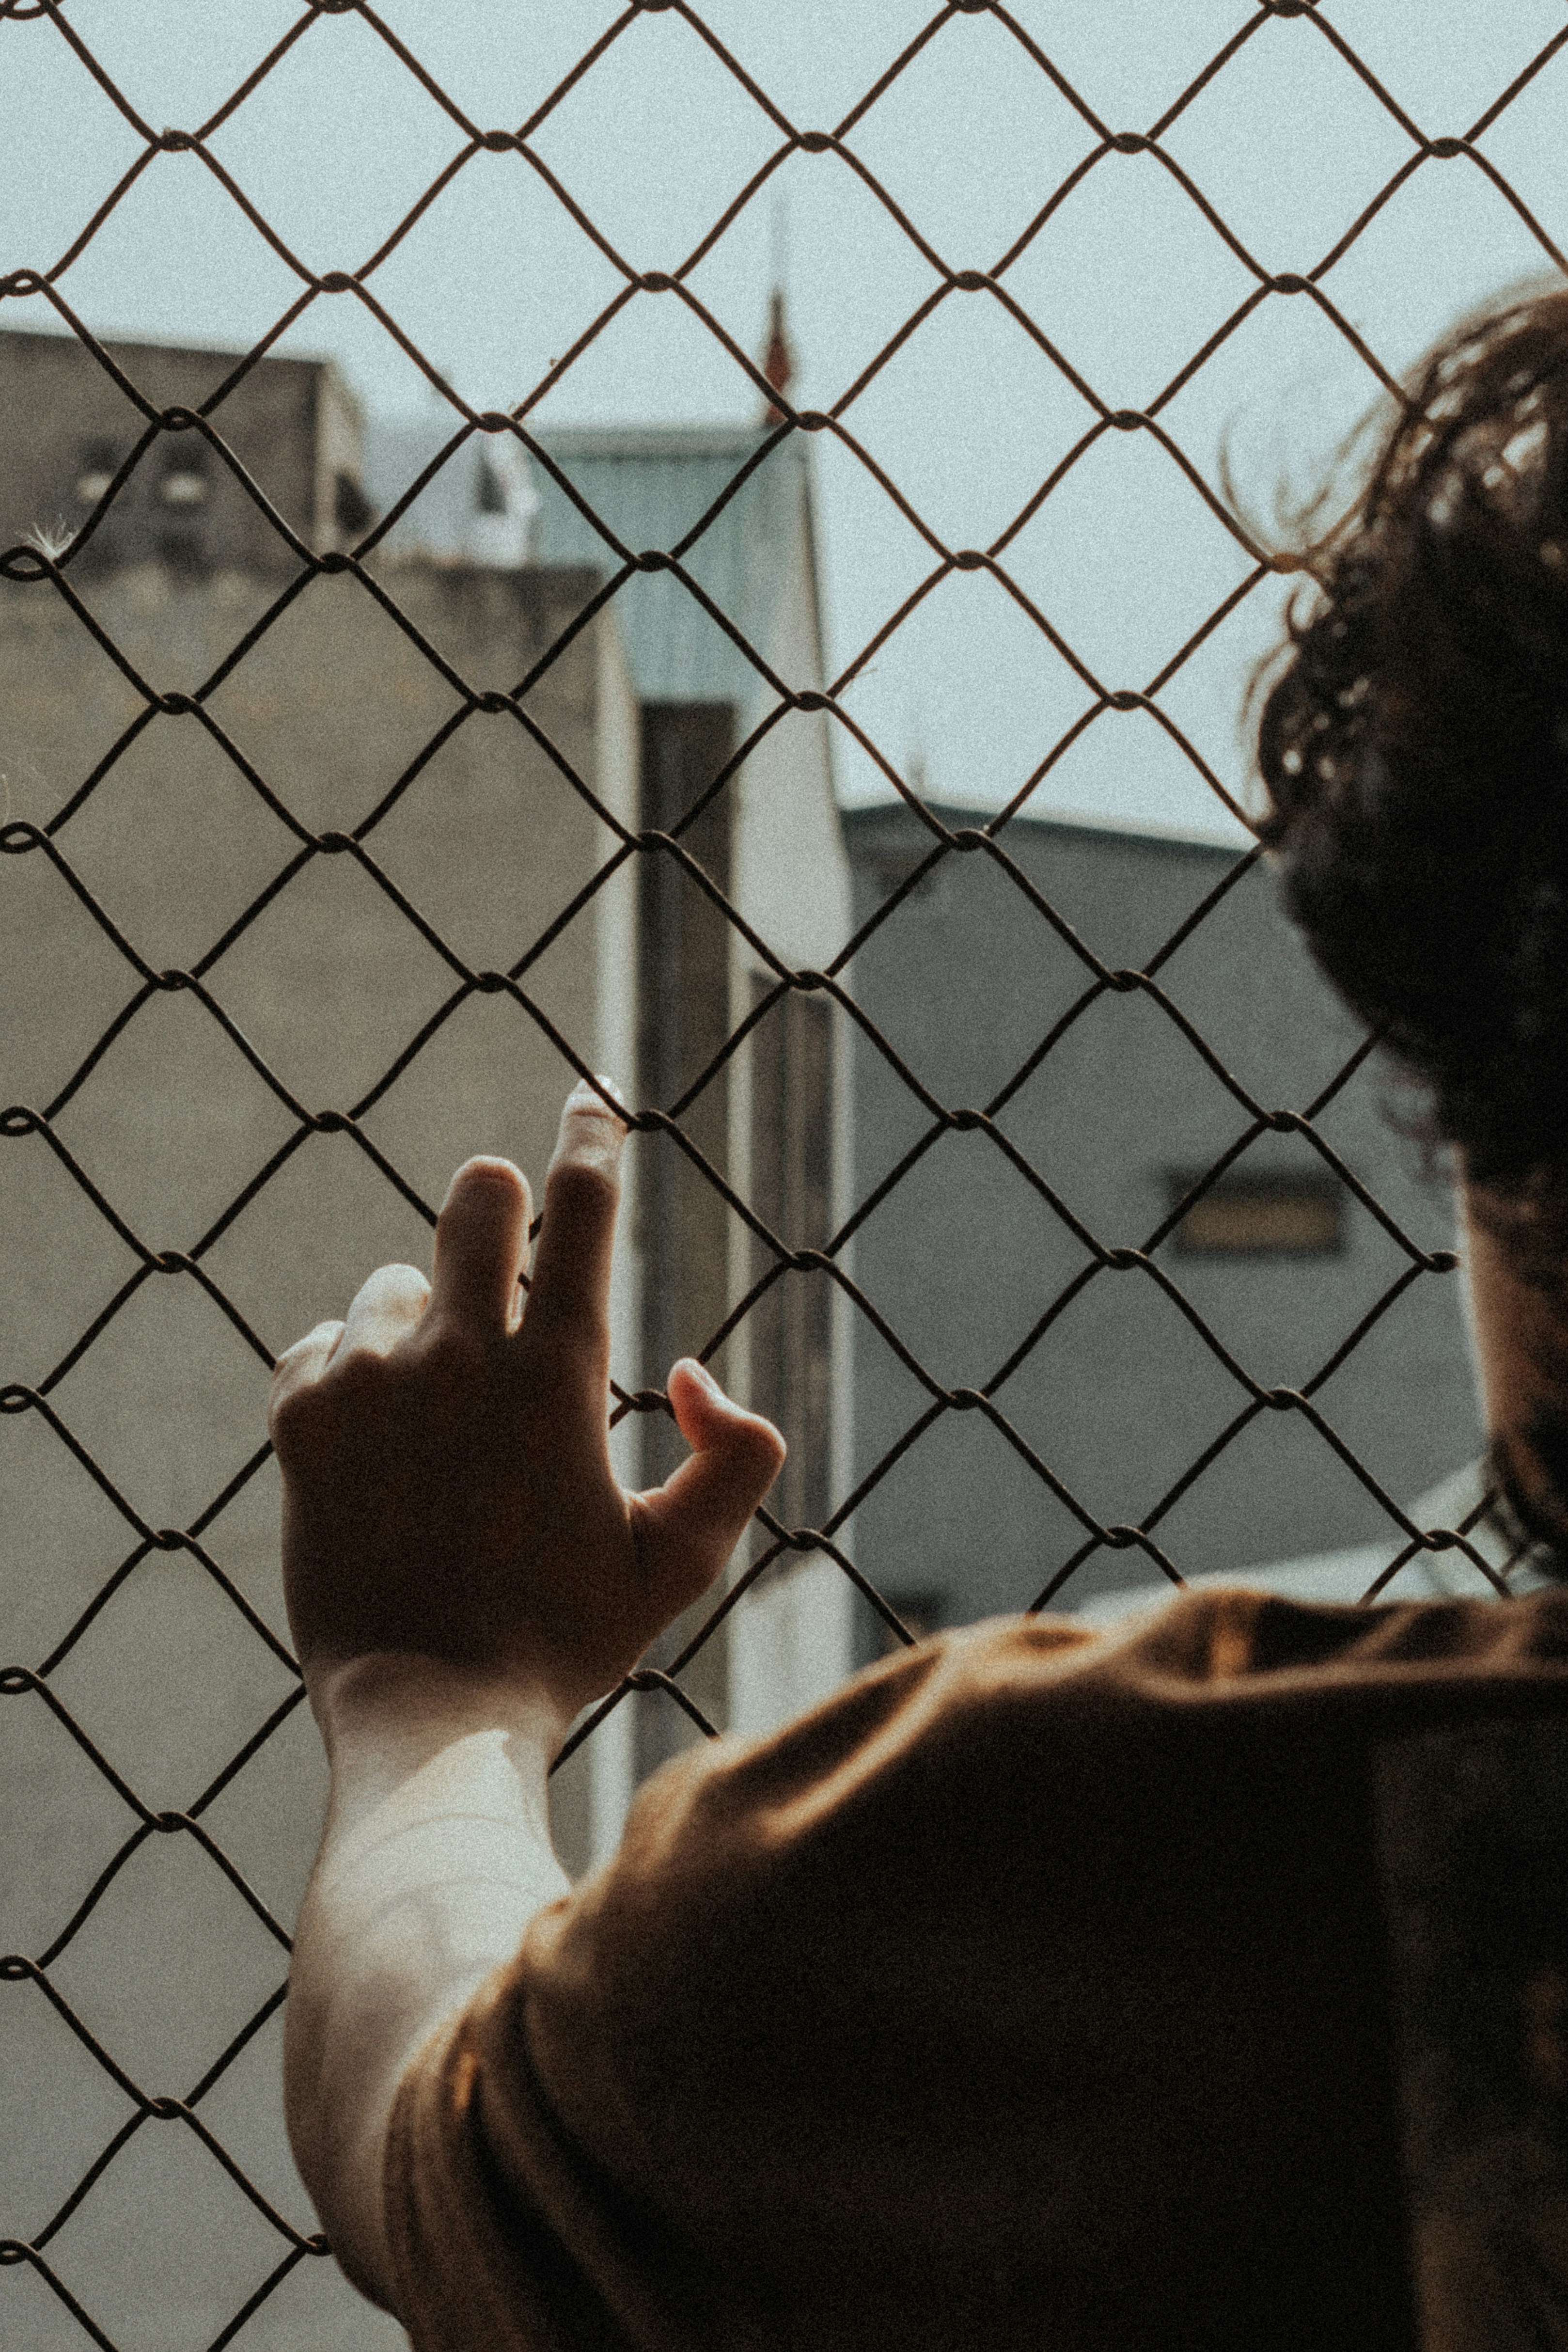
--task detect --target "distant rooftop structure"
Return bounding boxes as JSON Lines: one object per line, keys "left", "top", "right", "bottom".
{"left": 361, "top": 418, "right": 538, "bottom": 569}
{"left": 530, "top": 424, "right": 821, "bottom": 721}
{"left": 843, "top": 795, "right": 1251, "bottom": 860}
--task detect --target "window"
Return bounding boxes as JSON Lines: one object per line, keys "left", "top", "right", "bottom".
{"left": 473, "top": 451, "right": 508, "bottom": 515}
{"left": 331, "top": 468, "right": 373, "bottom": 535}
{"left": 749, "top": 977, "right": 834, "bottom": 1545}
{"left": 157, "top": 465, "right": 208, "bottom": 508}
{"left": 72, "top": 438, "right": 119, "bottom": 505}
{"left": 1170, "top": 1171, "right": 1346, "bottom": 1259}
{"left": 152, "top": 444, "right": 213, "bottom": 574}
{"left": 635, "top": 701, "right": 737, "bottom": 1775}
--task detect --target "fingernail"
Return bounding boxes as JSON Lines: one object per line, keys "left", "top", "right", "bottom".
{"left": 681, "top": 1357, "right": 720, "bottom": 1396}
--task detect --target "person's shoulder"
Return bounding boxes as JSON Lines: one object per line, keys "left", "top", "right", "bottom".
{"left": 602, "top": 1586, "right": 1568, "bottom": 1888}
{"left": 935, "top": 1579, "right": 1568, "bottom": 1712}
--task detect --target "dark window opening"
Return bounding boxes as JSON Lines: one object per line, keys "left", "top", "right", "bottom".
{"left": 750, "top": 978, "right": 834, "bottom": 1549}
{"left": 73, "top": 438, "right": 121, "bottom": 505}
{"left": 1170, "top": 1170, "right": 1345, "bottom": 1258}
{"left": 333, "top": 469, "right": 374, "bottom": 535}
{"left": 636, "top": 701, "right": 737, "bottom": 1775}
{"left": 157, "top": 445, "right": 209, "bottom": 508}
{"left": 474, "top": 452, "right": 508, "bottom": 514}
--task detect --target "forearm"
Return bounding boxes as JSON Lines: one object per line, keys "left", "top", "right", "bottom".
{"left": 268, "top": 1115, "right": 784, "bottom": 2310}
{"left": 284, "top": 1655, "right": 571, "bottom": 2310}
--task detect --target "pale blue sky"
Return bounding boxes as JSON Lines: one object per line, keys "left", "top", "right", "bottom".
{"left": 5, "top": 0, "right": 1567, "bottom": 836}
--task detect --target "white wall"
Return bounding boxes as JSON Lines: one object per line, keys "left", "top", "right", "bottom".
{"left": 585, "top": 610, "right": 642, "bottom": 1869}
{"left": 724, "top": 477, "right": 859, "bottom": 1737}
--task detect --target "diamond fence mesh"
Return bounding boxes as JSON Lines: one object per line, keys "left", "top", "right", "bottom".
{"left": 2, "top": 1, "right": 1567, "bottom": 2343}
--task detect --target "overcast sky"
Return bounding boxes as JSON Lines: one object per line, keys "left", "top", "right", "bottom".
{"left": 5, "top": 0, "right": 1567, "bottom": 836}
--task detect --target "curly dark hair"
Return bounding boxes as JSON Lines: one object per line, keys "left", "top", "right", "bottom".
{"left": 1257, "top": 285, "right": 1568, "bottom": 1204}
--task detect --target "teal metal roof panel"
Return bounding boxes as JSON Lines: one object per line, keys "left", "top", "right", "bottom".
{"left": 531, "top": 426, "right": 810, "bottom": 716}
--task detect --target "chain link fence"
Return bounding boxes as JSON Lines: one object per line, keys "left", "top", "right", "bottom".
{"left": 4, "top": 1, "right": 1568, "bottom": 2343}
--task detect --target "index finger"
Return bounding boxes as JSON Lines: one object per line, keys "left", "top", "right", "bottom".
{"left": 519, "top": 1078, "right": 627, "bottom": 1353}
{"left": 428, "top": 1157, "right": 533, "bottom": 1335}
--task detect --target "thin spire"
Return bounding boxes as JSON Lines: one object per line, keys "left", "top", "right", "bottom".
{"left": 760, "top": 285, "right": 794, "bottom": 426}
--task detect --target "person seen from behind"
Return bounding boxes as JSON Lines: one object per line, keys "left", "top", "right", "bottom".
{"left": 273, "top": 287, "right": 1568, "bottom": 2350}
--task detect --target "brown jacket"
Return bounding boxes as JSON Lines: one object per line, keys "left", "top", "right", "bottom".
{"left": 385, "top": 1587, "right": 1568, "bottom": 2350}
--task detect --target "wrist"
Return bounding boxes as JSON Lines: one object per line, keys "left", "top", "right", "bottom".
{"left": 283, "top": 1657, "right": 574, "bottom": 2312}
{"left": 306, "top": 1650, "right": 572, "bottom": 1784}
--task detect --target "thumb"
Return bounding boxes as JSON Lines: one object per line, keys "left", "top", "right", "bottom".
{"left": 632, "top": 1360, "right": 786, "bottom": 1616}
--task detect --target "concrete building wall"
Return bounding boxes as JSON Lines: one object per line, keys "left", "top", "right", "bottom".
{"left": 0, "top": 551, "right": 639, "bottom": 2349}
{"left": 843, "top": 801, "right": 1482, "bottom": 1635}
{"left": 0, "top": 328, "right": 362, "bottom": 576}
{"left": 2, "top": 350, "right": 857, "bottom": 2342}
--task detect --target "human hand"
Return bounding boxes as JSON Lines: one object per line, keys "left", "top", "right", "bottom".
{"left": 267, "top": 1080, "right": 786, "bottom": 1730}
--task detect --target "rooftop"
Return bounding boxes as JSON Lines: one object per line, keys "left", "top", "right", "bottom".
{"left": 530, "top": 423, "right": 816, "bottom": 714}
{"left": 842, "top": 796, "right": 1256, "bottom": 859}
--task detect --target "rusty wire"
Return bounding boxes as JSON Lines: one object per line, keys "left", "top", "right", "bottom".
{"left": 2, "top": 0, "right": 1565, "bottom": 2340}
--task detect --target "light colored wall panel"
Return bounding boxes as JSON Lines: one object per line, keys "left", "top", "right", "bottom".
{"left": 2, "top": 553, "right": 634, "bottom": 2345}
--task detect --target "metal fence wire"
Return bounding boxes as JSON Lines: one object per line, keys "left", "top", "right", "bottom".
{"left": 3, "top": 0, "right": 1567, "bottom": 2343}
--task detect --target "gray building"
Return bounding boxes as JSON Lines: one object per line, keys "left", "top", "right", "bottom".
{"left": 842, "top": 799, "right": 1484, "bottom": 1643}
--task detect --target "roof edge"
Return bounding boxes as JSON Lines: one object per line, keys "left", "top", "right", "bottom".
{"left": 0, "top": 319, "right": 338, "bottom": 373}
{"left": 533, "top": 423, "right": 793, "bottom": 460}
{"left": 839, "top": 796, "right": 1256, "bottom": 859}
